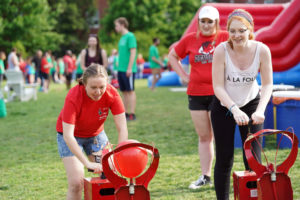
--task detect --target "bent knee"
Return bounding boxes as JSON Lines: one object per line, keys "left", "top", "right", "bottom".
{"left": 198, "top": 134, "right": 213, "bottom": 142}
{"left": 68, "top": 178, "right": 83, "bottom": 193}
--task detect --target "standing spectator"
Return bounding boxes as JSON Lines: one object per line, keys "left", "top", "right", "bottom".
{"left": 168, "top": 6, "right": 228, "bottom": 189}
{"left": 71, "top": 54, "right": 77, "bottom": 82}
{"left": 50, "top": 55, "right": 58, "bottom": 83}
{"left": 40, "top": 52, "right": 52, "bottom": 93}
{"left": 211, "top": 9, "right": 273, "bottom": 200}
{"left": 162, "top": 54, "right": 169, "bottom": 71}
{"left": 57, "top": 58, "right": 65, "bottom": 83}
{"left": 149, "top": 38, "right": 164, "bottom": 90}
{"left": 76, "top": 54, "right": 83, "bottom": 80}
{"left": 80, "top": 34, "right": 108, "bottom": 70}
{"left": 114, "top": 17, "right": 138, "bottom": 121}
{"left": 63, "top": 50, "right": 76, "bottom": 90}
{"left": 25, "top": 57, "right": 35, "bottom": 84}
{"left": 56, "top": 64, "right": 128, "bottom": 200}
{"left": 136, "top": 53, "right": 145, "bottom": 79}
{"left": 108, "top": 49, "right": 117, "bottom": 76}
{"left": 112, "top": 51, "right": 119, "bottom": 79}
{"left": 7, "top": 47, "right": 20, "bottom": 71}
{"left": 0, "top": 51, "right": 6, "bottom": 90}
{"left": 18, "top": 54, "right": 26, "bottom": 74}
{"left": 32, "top": 50, "right": 43, "bottom": 87}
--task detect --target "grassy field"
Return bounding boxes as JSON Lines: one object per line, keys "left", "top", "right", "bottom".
{"left": 0, "top": 79, "right": 299, "bottom": 200}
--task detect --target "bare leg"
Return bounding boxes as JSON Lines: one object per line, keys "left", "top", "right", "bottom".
{"left": 62, "top": 156, "right": 84, "bottom": 200}
{"left": 122, "top": 91, "right": 129, "bottom": 113}
{"left": 128, "top": 91, "right": 136, "bottom": 114}
{"left": 190, "top": 110, "right": 214, "bottom": 176}
{"left": 151, "top": 68, "right": 161, "bottom": 91}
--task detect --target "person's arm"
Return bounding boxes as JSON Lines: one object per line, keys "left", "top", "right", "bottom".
{"left": 101, "top": 49, "right": 108, "bottom": 69}
{"left": 212, "top": 45, "right": 249, "bottom": 126}
{"left": 126, "top": 48, "right": 136, "bottom": 77}
{"left": 251, "top": 44, "right": 273, "bottom": 124}
{"left": 80, "top": 49, "right": 87, "bottom": 70}
{"left": 112, "top": 113, "right": 128, "bottom": 143}
{"left": 152, "top": 56, "right": 164, "bottom": 66}
{"left": 62, "top": 122, "right": 102, "bottom": 172}
{"left": 168, "top": 48, "right": 189, "bottom": 83}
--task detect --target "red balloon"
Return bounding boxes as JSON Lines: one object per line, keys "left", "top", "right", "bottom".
{"left": 113, "top": 140, "right": 148, "bottom": 178}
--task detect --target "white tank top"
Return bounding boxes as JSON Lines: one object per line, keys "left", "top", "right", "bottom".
{"left": 222, "top": 41, "right": 261, "bottom": 107}
{"left": 8, "top": 52, "right": 19, "bottom": 71}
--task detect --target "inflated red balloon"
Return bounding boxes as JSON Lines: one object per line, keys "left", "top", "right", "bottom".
{"left": 113, "top": 140, "right": 148, "bottom": 178}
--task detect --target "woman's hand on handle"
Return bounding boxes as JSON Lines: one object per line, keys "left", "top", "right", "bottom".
{"left": 251, "top": 111, "right": 265, "bottom": 125}
{"left": 86, "top": 161, "right": 103, "bottom": 173}
{"left": 231, "top": 106, "right": 249, "bottom": 126}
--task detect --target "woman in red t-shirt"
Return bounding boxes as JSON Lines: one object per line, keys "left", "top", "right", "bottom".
{"left": 56, "top": 64, "right": 128, "bottom": 199}
{"left": 168, "top": 6, "right": 228, "bottom": 189}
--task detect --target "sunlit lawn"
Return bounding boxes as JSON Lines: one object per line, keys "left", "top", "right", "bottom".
{"left": 0, "top": 79, "right": 299, "bottom": 199}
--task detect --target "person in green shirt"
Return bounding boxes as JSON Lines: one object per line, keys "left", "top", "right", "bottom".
{"left": 149, "top": 38, "right": 164, "bottom": 91}
{"left": 0, "top": 51, "right": 6, "bottom": 90}
{"left": 114, "top": 17, "right": 137, "bottom": 121}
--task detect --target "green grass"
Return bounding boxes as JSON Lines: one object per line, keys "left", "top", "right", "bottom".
{"left": 0, "top": 79, "right": 299, "bottom": 200}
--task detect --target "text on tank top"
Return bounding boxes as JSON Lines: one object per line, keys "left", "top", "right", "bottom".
{"left": 85, "top": 48, "right": 103, "bottom": 67}
{"left": 223, "top": 41, "right": 261, "bottom": 107}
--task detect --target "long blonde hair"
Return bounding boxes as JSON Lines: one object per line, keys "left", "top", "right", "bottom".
{"left": 78, "top": 64, "right": 108, "bottom": 85}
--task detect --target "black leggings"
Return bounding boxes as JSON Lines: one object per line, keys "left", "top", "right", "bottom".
{"left": 211, "top": 95, "right": 263, "bottom": 200}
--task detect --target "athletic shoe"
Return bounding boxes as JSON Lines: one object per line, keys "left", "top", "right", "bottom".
{"left": 125, "top": 113, "right": 130, "bottom": 121}
{"left": 189, "top": 175, "right": 212, "bottom": 189}
{"left": 129, "top": 113, "right": 136, "bottom": 121}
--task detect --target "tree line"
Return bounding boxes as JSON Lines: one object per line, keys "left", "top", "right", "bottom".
{"left": 0, "top": 0, "right": 201, "bottom": 59}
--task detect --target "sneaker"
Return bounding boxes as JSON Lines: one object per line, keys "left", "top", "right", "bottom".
{"left": 189, "top": 175, "right": 212, "bottom": 189}
{"left": 129, "top": 113, "right": 136, "bottom": 121}
{"left": 125, "top": 113, "right": 130, "bottom": 121}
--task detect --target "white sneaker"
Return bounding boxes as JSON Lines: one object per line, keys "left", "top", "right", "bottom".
{"left": 189, "top": 175, "right": 212, "bottom": 189}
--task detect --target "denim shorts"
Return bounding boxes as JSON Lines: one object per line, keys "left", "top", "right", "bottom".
{"left": 57, "top": 131, "right": 109, "bottom": 158}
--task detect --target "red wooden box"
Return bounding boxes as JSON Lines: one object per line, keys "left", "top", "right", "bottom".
{"left": 233, "top": 171, "right": 258, "bottom": 200}
{"left": 84, "top": 177, "right": 115, "bottom": 200}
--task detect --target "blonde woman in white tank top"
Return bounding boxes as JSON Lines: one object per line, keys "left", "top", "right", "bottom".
{"left": 211, "top": 9, "right": 273, "bottom": 200}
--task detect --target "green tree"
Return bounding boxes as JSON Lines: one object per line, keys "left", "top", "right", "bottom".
{"left": 0, "top": 0, "right": 63, "bottom": 56}
{"left": 99, "top": 0, "right": 201, "bottom": 60}
{"left": 48, "top": 0, "right": 98, "bottom": 56}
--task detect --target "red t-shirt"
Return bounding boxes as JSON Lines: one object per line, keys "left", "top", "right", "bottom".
{"left": 63, "top": 55, "right": 75, "bottom": 73}
{"left": 56, "top": 84, "right": 125, "bottom": 138}
{"left": 175, "top": 30, "right": 228, "bottom": 96}
{"left": 41, "top": 57, "right": 50, "bottom": 74}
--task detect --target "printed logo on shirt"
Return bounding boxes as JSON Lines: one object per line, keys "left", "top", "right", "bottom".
{"left": 226, "top": 72, "right": 257, "bottom": 86}
{"left": 195, "top": 41, "right": 215, "bottom": 64}
{"left": 98, "top": 107, "right": 109, "bottom": 120}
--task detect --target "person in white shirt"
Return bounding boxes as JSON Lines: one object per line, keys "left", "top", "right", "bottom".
{"left": 7, "top": 47, "right": 20, "bottom": 71}
{"left": 211, "top": 9, "right": 273, "bottom": 200}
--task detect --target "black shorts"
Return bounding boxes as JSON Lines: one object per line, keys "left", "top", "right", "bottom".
{"left": 65, "top": 73, "right": 72, "bottom": 82}
{"left": 76, "top": 73, "right": 83, "bottom": 80}
{"left": 188, "top": 95, "right": 214, "bottom": 111}
{"left": 40, "top": 72, "right": 49, "bottom": 80}
{"left": 118, "top": 71, "right": 135, "bottom": 92}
